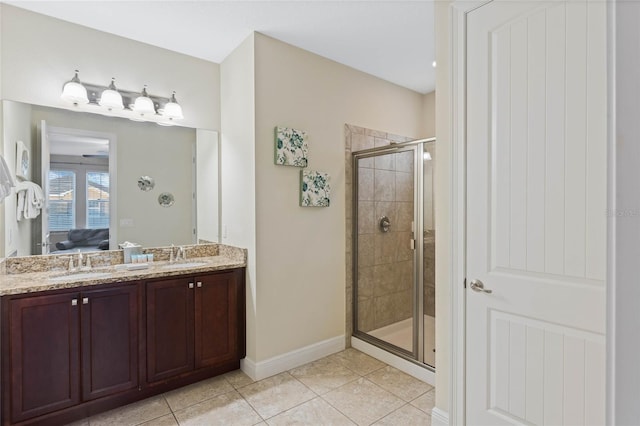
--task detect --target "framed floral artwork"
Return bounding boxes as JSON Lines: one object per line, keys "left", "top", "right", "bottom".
{"left": 15, "top": 140, "right": 30, "bottom": 180}
{"left": 275, "top": 126, "right": 308, "bottom": 167}
{"left": 300, "top": 170, "right": 330, "bottom": 207}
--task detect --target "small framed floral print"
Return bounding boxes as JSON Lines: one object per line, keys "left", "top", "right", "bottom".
{"left": 275, "top": 126, "right": 308, "bottom": 167}
{"left": 300, "top": 170, "right": 330, "bottom": 207}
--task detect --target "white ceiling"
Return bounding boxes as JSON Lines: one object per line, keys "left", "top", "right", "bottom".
{"left": 49, "top": 131, "right": 109, "bottom": 156}
{"left": 6, "top": 1, "right": 435, "bottom": 94}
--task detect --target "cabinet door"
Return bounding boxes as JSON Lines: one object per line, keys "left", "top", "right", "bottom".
{"left": 195, "top": 271, "right": 239, "bottom": 368}
{"left": 9, "top": 293, "right": 80, "bottom": 423}
{"left": 146, "top": 277, "right": 194, "bottom": 382}
{"left": 81, "top": 285, "right": 139, "bottom": 400}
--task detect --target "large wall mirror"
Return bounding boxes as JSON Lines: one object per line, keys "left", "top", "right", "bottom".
{"left": 2, "top": 100, "right": 220, "bottom": 258}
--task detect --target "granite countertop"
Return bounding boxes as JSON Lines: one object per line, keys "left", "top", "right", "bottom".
{"left": 0, "top": 244, "right": 247, "bottom": 296}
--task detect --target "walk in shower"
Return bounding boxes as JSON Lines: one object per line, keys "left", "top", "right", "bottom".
{"left": 352, "top": 138, "right": 435, "bottom": 369}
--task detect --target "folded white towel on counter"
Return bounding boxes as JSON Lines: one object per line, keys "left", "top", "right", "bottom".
{"left": 0, "top": 154, "right": 15, "bottom": 202}
{"left": 16, "top": 180, "right": 44, "bottom": 220}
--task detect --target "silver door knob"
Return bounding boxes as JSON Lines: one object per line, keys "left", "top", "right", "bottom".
{"left": 469, "top": 279, "right": 492, "bottom": 294}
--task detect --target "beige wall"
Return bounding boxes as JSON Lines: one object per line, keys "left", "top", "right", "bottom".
{"left": 220, "top": 34, "right": 257, "bottom": 361}
{"left": 253, "top": 33, "right": 427, "bottom": 361}
{"left": 422, "top": 91, "right": 436, "bottom": 138}
{"left": 0, "top": 4, "right": 220, "bottom": 131}
{"left": 435, "top": 0, "right": 452, "bottom": 414}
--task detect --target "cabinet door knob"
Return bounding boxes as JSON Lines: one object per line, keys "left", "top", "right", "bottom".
{"left": 71, "top": 299, "right": 78, "bottom": 306}
{"left": 82, "top": 297, "right": 89, "bottom": 305}
{"left": 197, "top": 282, "right": 202, "bottom": 288}
{"left": 189, "top": 283, "right": 194, "bottom": 289}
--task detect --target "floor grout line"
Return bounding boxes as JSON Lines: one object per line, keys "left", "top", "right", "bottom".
{"left": 71, "top": 349, "right": 433, "bottom": 426}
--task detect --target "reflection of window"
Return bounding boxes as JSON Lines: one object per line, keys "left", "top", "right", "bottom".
{"left": 87, "top": 172, "right": 109, "bottom": 228}
{"left": 48, "top": 170, "right": 76, "bottom": 231}
{"left": 48, "top": 168, "right": 110, "bottom": 232}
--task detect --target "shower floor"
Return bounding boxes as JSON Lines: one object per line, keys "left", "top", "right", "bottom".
{"left": 368, "top": 315, "right": 436, "bottom": 368}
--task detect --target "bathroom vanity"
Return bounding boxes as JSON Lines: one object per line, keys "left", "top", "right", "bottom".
{"left": 0, "top": 244, "right": 246, "bottom": 426}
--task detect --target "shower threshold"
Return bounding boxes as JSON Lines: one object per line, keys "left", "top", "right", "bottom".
{"left": 368, "top": 315, "right": 435, "bottom": 368}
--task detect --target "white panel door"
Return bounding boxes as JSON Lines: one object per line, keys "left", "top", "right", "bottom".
{"left": 466, "top": 1, "right": 606, "bottom": 424}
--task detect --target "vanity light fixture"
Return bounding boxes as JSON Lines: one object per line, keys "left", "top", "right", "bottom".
{"left": 60, "top": 70, "right": 89, "bottom": 105}
{"left": 59, "top": 71, "right": 185, "bottom": 125}
{"left": 132, "top": 86, "right": 156, "bottom": 116}
{"left": 98, "top": 78, "right": 124, "bottom": 111}
{"left": 161, "top": 92, "right": 184, "bottom": 121}
{"left": 423, "top": 151, "right": 432, "bottom": 161}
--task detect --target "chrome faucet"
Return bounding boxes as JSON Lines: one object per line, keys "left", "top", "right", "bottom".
{"left": 165, "top": 245, "right": 187, "bottom": 264}
{"left": 166, "top": 244, "right": 179, "bottom": 263}
{"left": 59, "top": 255, "right": 74, "bottom": 272}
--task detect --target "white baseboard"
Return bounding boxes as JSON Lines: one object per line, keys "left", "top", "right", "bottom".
{"left": 431, "top": 407, "right": 449, "bottom": 426}
{"left": 241, "top": 335, "right": 345, "bottom": 381}
{"left": 351, "top": 336, "right": 435, "bottom": 386}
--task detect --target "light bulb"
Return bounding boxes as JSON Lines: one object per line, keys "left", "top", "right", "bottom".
{"left": 99, "top": 78, "right": 124, "bottom": 110}
{"left": 61, "top": 70, "right": 89, "bottom": 105}
{"left": 161, "top": 92, "right": 184, "bottom": 120}
{"left": 133, "top": 86, "right": 155, "bottom": 115}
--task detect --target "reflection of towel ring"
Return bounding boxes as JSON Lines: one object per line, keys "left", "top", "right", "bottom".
{"left": 137, "top": 176, "right": 155, "bottom": 192}
{"left": 379, "top": 216, "right": 391, "bottom": 232}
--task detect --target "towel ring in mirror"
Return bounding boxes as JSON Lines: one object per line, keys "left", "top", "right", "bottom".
{"left": 158, "top": 192, "right": 175, "bottom": 208}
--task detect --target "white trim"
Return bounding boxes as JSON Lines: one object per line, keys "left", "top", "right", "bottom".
{"left": 240, "top": 335, "right": 345, "bottom": 381}
{"left": 240, "top": 357, "right": 257, "bottom": 380}
{"left": 449, "top": 1, "right": 492, "bottom": 425}
{"left": 606, "top": 1, "right": 617, "bottom": 425}
{"left": 108, "top": 132, "right": 117, "bottom": 250}
{"left": 431, "top": 407, "right": 450, "bottom": 426}
{"left": 351, "top": 336, "right": 435, "bottom": 386}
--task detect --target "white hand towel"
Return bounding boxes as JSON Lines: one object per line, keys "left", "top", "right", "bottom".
{"left": 0, "top": 154, "right": 15, "bottom": 203}
{"left": 15, "top": 181, "right": 44, "bottom": 220}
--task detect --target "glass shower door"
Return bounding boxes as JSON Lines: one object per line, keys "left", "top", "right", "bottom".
{"left": 353, "top": 146, "right": 418, "bottom": 356}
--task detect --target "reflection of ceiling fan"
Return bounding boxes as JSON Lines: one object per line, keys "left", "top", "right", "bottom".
{"left": 82, "top": 151, "right": 109, "bottom": 158}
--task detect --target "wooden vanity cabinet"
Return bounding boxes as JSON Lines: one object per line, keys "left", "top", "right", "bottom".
{"left": 6, "top": 292, "right": 81, "bottom": 423}
{"left": 1, "top": 267, "right": 245, "bottom": 425}
{"left": 146, "top": 269, "right": 244, "bottom": 383}
{"left": 2, "top": 283, "right": 140, "bottom": 425}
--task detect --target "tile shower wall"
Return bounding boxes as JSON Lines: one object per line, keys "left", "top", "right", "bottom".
{"left": 345, "top": 124, "right": 415, "bottom": 336}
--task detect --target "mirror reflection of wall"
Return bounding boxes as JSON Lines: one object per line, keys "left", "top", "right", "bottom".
{"left": 2, "top": 100, "right": 219, "bottom": 257}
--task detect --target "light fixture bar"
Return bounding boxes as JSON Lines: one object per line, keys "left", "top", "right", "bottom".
{"left": 82, "top": 82, "right": 173, "bottom": 112}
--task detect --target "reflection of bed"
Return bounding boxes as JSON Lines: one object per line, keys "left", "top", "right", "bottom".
{"left": 52, "top": 228, "right": 109, "bottom": 253}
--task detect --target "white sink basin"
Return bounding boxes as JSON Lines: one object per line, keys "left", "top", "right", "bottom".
{"left": 49, "top": 272, "right": 113, "bottom": 282}
{"left": 162, "top": 261, "right": 208, "bottom": 269}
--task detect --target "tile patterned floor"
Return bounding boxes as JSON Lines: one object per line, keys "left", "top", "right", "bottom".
{"left": 69, "top": 349, "right": 435, "bottom": 426}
